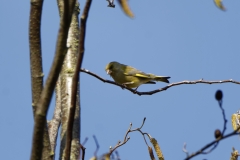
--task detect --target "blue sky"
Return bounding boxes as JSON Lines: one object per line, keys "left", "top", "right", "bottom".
{"left": 0, "top": 0, "right": 240, "bottom": 159}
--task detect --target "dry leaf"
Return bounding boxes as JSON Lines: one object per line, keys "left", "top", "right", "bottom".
{"left": 117, "top": 0, "right": 134, "bottom": 18}
{"left": 148, "top": 146, "right": 156, "bottom": 160}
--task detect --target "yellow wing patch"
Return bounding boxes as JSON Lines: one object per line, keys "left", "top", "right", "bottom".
{"left": 214, "top": 0, "right": 226, "bottom": 11}
{"left": 135, "top": 73, "right": 150, "bottom": 78}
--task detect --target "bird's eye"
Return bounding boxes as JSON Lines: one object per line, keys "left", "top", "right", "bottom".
{"left": 109, "top": 65, "right": 113, "bottom": 69}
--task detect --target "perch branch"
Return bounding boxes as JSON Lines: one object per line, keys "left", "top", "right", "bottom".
{"left": 80, "top": 68, "right": 240, "bottom": 95}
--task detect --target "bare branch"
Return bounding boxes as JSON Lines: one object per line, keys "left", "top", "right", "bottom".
{"left": 29, "top": 0, "right": 44, "bottom": 115}
{"left": 182, "top": 143, "right": 189, "bottom": 157}
{"left": 78, "top": 137, "right": 88, "bottom": 160}
{"left": 65, "top": 0, "right": 92, "bottom": 159}
{"left": 31, "top": 0, "right": 75, "bottom": 157}
{"left": 58, "top": 1, "right": 81, "bottom": 159}
{"left": 80, "top": 68, "right": 240, "bottom": 95}
{"left": 93, "top": 135, "right": 100, "bottom": 157}
{"left": 79, "top": 144, "right": 86, "bottom": 160}
{"left": 200, "top": 90, "right": 226, "bottom": 155}
{"left": 29, "top": 0, "right": 53, "bottom": 159}
{"left": 48, "top": 79, "right": 62, "bottom": 157}
{"left": 184, "top": 91, "right": 239, "bottom": 159}
{"left": 184, "top": 129, "right": 239, "bottom": 160}
{"left": 114, "top": 151, "right": 121, "bottom": 160}
{"left": 82, "top": 137, "right": 89, "bottom": 146}
{"left": 109, "top": 117, "right": 147, "bottom": 155}
{"left": 218, "top": 98, "right": 227, "bottom": 136}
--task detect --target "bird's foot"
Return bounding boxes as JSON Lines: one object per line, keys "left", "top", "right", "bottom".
{"left": 133, "top": 87, "right": 139, "bottom": 93}
{"left": 120, "top": 84, "right": 127, "bottom": 90}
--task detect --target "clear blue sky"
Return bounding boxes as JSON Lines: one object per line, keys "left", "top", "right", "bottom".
{"left": 0, "top": 0, "right": 240, "bottom": 159}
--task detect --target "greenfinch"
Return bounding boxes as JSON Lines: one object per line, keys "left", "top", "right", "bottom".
{"left": 105, "top": 61, "right": 170, "bottom": 89}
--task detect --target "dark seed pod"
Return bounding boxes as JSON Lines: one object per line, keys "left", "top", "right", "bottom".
{"left": 214, "top": 129, "right": 222, "bottom": 139}
{"left": 215, "top": 90, "right": 223, "bottom": 101}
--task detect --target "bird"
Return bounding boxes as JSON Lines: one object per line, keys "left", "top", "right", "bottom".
{"left": 105, "top": 61, "right": 170, "bottom": 89}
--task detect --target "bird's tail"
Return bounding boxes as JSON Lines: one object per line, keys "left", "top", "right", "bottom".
{"left": 154, "top": 76, "right": 171, "bottom": 83}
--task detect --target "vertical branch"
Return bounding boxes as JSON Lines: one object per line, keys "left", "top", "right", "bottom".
{"left": 58, "top": 1, "right": 81, "bottom": 159}
{"left": 65, "top": 0, "right": 92, "bottom": 159}
{"left": 29, "top": 0, "right": 44, "bottom": 114}
{"left": 47, "top": 79, "right": 62, "bottom": 157}
{"left": 29, "top": 0, "right": 52, "bottom": 159}
{"left": 30, "top": 0, "right": 76, "bottom": 159}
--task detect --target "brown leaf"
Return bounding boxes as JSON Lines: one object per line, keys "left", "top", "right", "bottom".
{"left": 148, "top": 146, "right": 156, "bottom": 160}
{"left": 117, "top": 0, "right": 134, "bottom": 18}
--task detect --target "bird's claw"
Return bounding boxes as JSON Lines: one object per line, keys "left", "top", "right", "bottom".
{"left": 133, "top": 87, "right": 138, "bottom": 93}
{"left": 120, "top": 84, "right": 127, "bottom": 90}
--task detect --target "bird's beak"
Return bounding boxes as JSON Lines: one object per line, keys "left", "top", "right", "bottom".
{"left": 106, "top": 69, "right": 112, "bottom": 75}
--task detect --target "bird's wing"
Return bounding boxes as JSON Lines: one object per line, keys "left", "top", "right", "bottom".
{"left": 146, "top": 81, "right": 156, "bottom": 84}
{"left": 123, "top": 67, "right": 151, "bottom": 79}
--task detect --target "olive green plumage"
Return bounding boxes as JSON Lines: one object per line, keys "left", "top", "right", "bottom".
{"left": 105, "top": 61, "right": 170, "bottom": 88}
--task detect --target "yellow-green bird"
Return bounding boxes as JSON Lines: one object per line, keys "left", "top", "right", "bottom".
{"left": 105, "top": 61, "right": 170, "bottom": 89}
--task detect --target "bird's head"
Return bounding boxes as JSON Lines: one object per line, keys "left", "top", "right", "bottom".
{"left": 105, "top": 61, "right": 120, "bottom": 75}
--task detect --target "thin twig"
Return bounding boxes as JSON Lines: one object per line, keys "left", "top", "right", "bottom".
{"left": 182, "top": 143, "right": 189, "bottom": 157}
{"left": 78, "top": 137, "right": 88, "bottom": 160}
{"left": 219, "top": 100, "right": 227, "bottom": 135}
{"left": 93, "top": 135, "right": 100, "bottom": 157}
{"left": 79, "top": 144, "right": 86, "bottom": 160}
{"left": 109, "top": 117, "right": 147, "bottom": 155}
{"left": 80, "top": 68, "right": 240, "bottom": 95}
{"left": 65, "top": 0, "right": 92, "bottom": 159}
{"left": 200, "top": 99, "right": 227, "bottom": 155}
{"left": 184, "top": 129, "right": 240, "bottom": 160}
{"left": 193, "top": 91, "right": 225, "bottom": 156}
{"left": 200, "top": 97, "right": 227, "bottom": 155}
{"left": 184, "top": 93, "right": 238, "bottom": 159}
{"left": 48, "top": 79, "right": 62, "bottom": 154}
{"left": 115, "top": 150, "right": 121, "bottom": 160}
{"left": 137, "top": 130, "right": 150, "bottom": 147}
{"left": 82, "top": 137, "right": 89, "bottom": 146}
